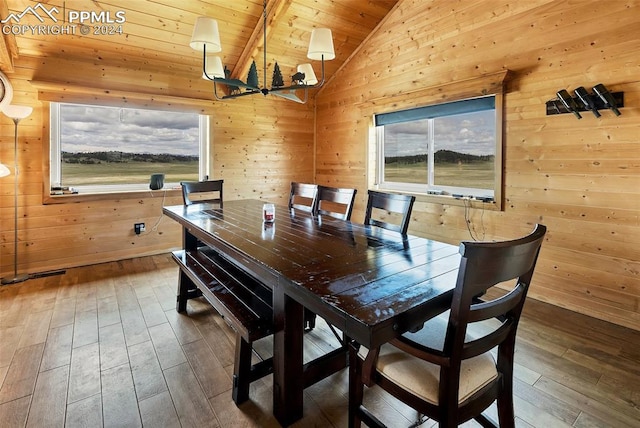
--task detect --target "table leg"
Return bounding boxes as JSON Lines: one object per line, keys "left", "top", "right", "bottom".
{"left": 273, "top": 283, "right": 304, "bottom": 426}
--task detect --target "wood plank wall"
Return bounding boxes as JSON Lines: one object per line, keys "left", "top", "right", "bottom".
{"left": 314, "top": 0, "right": 640, "bottom": 330}
{"left": 0, "top": 52, "right": 314, "bottom": 277}
{"left": 1, "top": 0, "right": 638, "bottom": 333}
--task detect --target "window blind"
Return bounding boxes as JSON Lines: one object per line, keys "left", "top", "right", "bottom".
{"left": 375, "top": 95, "right": 495, "bottom": 126}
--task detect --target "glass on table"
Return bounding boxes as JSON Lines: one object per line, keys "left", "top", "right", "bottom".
{"left": 263, "top": 203, "right": 275, "bottom": 223}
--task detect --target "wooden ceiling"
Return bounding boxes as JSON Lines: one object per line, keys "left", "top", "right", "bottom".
{"left": 1, "top": 0, "right": 398, "bottom": 90}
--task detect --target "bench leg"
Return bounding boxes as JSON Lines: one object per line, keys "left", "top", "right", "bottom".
{"left": 232, "top": 333, "right": 252, "bottom": 404}
{"left": 176, "top": 270, "right": 191, "bottom": 313}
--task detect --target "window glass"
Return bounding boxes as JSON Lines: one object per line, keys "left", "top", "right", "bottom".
{"left": 50, "top": 103, "right": 207, "bottom": 193}
{"left": 382, "top": 119, "right": 428, "bottom": 185}
{"left": 432, "top": 111, "right": 494, "bottom": 190}
{"left": 376, "top": 96, "right": 496, "bottom": 199}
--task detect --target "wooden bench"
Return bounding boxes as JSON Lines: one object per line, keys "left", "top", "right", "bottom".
{"left": 172, "top": 247, "right": 274, "bottom": 404}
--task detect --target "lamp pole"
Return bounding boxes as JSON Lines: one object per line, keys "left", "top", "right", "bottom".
{"left": 1, "top": 105, "right": 32, "bottom": 285}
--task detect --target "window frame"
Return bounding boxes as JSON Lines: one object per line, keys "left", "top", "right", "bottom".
{"left": 48, "top": 101, "right": 210, "bottom": 196}
{"left": 359, "top": 71, "right": 507, "bottom": 210}
{"left": 375, "top": 95, "right": 497, "bottom": 199}
{"left": 32, "top": 81, "right": 215, "bottom": 204}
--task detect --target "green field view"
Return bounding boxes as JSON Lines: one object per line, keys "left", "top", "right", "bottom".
{"left": 384, "top": 161, "right": 494, "bottom": 189}
{"left": 61, "top": 161, "right": 199, "bottom": 186}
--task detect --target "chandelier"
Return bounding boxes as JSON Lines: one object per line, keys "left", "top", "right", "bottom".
{"left": 190, "top": 0, "right": 335, "bottom": 104}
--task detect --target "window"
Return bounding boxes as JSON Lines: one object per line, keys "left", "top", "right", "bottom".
{"left": 50, "top": 102, "right": 209, "bottom": 194}
{"left": 376, "top": 96, "right": 497, "bottom": 200}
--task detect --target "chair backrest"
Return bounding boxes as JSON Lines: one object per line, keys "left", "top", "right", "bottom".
{"left": 288, "top": 182, "right": 318, "bottom": 213}
{"left": 364, "top": 190, "right": 415, "bottom": 234}
{"left": 315, "top": 185, "right": 357, "bottom": 220}
{"left": 447, "top": 223, "right": 546, "bottom": 355}
{"left": 181, "top": 180, "right": 224, "bottom": 206}
{"left": 381, "top": 224, "right": 546, "bottom": 424}
{"left": 440, "top": 224, "right": 546, "bottom": 405}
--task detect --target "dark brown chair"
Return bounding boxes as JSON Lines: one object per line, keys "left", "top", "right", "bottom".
{"left": 288, "top": 182, "right": 318, "bottom": 213}
{"left": 315, "top": 185, "right": 357, "bottom": 220}
{"left": 178, "top": 180, "right": 224, "bottom": 332}
{"left": 289, "top": 182, "right": 320, "bottom": 329}
{"left": 181, "top": 179, "right": 224, "bottom": 206}
{"left": 364, "top": 190, "right": 415, "bottom": 234}
{"left": 349, "top": 224, "right": 547, "bottom": 428}
{"left": 304, "top": 185, "right": 358, "bottom": 330}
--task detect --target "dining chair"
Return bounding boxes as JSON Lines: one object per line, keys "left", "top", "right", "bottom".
{"left": 304, "top": 185, "right": 358, "bottom": 330}
{"left": 315, "top": 185, "right": 358, "bottom": 220}
{"left": 364, "top": 190, "right": 416, "bottom": 234}
{"left": 348, "top": 224, "right": 547, "bottom": 428}
{"left": 179, "top": 180, "right": 225, "bottom": 304}
{"left": 288, "top": 182, "right": 318, "bottom": 213}
{"left": 181, "top": 179, "right": 224, "bottom": 207}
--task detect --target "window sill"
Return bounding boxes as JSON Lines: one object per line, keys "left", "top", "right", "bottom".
{"left": 415, "top": 193, "right": 501, "bottom": 211}
{"left": 43, "top": 187, "right": 182, "bottom": 204}
{"left": 374, "top": 188, "right": 502, "bottom": 211}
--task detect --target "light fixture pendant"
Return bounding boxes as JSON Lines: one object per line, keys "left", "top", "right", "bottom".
{"left": 190, "top": 0, "right": 334, "bottom": 104}
{"left": 297, "top": 64, "right": 318, "bottom": 85}
{"left": 203, "top": 55, "right": 225, "bottom": 79}
{"left": 190, "top": 17, "right": 222, "bottom": 52}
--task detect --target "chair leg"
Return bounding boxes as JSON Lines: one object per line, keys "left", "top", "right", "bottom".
{"left": 232, "top": 333, "right": 252, "bottom": 404}
{"left": 348, "top": 342, "right": 363, "bottom": 428}
{"left": 496, "top": 388, "right": 515, "bottom": 428}
{"left": 497, "top": 346, "right": 516, "bottom": 428}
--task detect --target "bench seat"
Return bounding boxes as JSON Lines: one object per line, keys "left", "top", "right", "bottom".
{"left": 171, "top": 248, "right": 274, "bottom": 403}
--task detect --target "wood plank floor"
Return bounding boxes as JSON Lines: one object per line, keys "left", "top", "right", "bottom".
{"left": 0, "top": 254, "right": 639, "bottom": 428}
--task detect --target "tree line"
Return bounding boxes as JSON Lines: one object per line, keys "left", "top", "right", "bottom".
{"left": 385, "top": 150, "right": 493, "bottom": 165}
{"left": 62, "top": 151, "right": 198, "bottom": 164}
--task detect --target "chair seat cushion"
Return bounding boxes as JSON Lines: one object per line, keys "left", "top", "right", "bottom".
{"left": 359, "top": 314, "right": 498, "bottom": 405}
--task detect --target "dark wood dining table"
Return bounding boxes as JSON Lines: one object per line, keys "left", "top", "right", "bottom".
{"left": 163, "top": 199, "right": 461, "bottom": 426}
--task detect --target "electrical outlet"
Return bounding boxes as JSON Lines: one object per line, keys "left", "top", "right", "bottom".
{"left": 134, "top": 223, "right": 145, "bottom": 235}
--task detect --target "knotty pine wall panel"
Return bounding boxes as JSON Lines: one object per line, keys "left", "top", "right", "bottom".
{"left": 1, "top": 54, "right": 314, "bottom": 277}
{"left": 315, "top": 0, "right": 640, "bottom": 330}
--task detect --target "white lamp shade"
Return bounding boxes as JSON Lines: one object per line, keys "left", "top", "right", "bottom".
{"left": 2, "top": 104, "right": 32, "bottom": 120}
{"left": 190, "top": 17, "right": 222, "bottom": 52}
{"left": 307, "top": 28, "right": 335, "bottom": 61}
{"left": 0, "top": 163, "right": 10, "bottom": 178}
{"left": 297, "top": 64, "right": 318, "bottom": 85}
{"left": 203, "top": 56, "right": 225, "bottom": 79}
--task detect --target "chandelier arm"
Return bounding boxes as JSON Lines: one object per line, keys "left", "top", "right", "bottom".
{"left": 315, "top": 54, "right": 327, "bottom": 88}
{"left": 201, "top": 45, "right": 216, "bottom": 81}
{"left": 220, "top": 90, "right": 262, "bottom": 100}
{"left": 212, "top": 81, "right": 225, "bottom": 100}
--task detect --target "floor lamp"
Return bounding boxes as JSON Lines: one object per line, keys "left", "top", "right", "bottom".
{"left": 1, "top": 104, "right": 33, "bottom": 285}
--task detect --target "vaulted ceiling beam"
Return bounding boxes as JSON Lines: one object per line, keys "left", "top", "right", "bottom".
{"left": 231, "top": 0, "right": 292, "bottom": 83}
{"left": 0, "top": 0, "right": 19, "bottom": 72}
